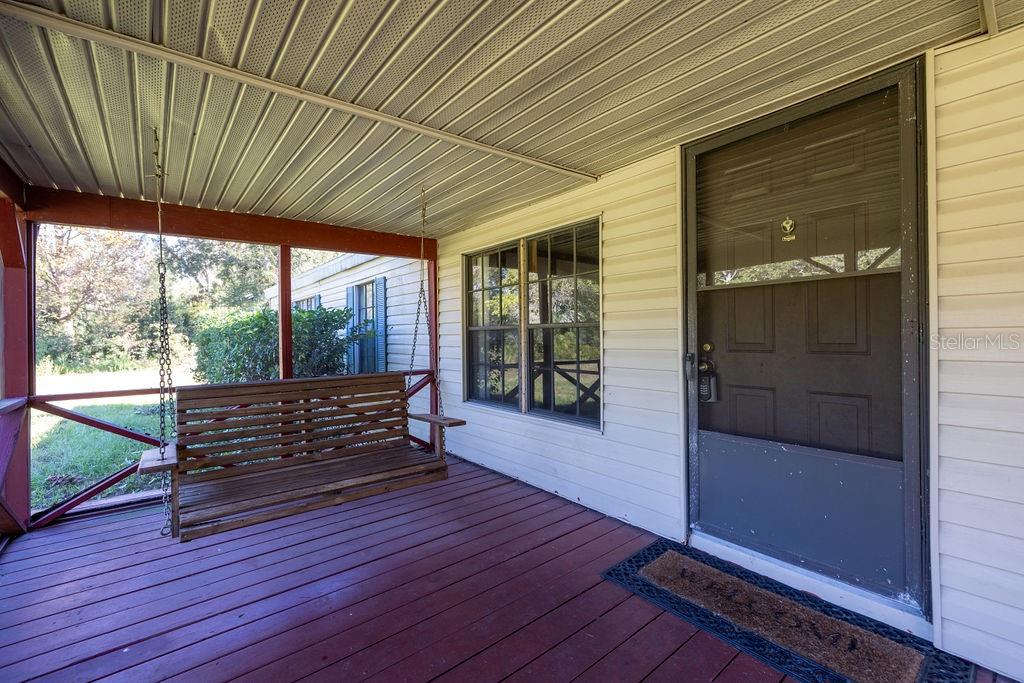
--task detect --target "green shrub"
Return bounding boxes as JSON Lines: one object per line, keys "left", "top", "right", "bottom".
{"left": 192, "top": 306, "right": 370, "bottom": 384}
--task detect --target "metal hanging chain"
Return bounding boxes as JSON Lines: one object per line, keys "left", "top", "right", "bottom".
{"left": 408, "top": 191, "right": 426, "bottom": 384}
{"left": 408, "top": 190, "right": 445, "bottom": 456}
{"left": 152, "top": 128, "right": 175, "bottom": 537}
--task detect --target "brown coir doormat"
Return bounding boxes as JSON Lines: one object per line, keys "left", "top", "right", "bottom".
{"left": 602, "top": 539, "right": 974, "bottom": 683}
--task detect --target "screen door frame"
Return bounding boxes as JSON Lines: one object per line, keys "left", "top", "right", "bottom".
{"left": 683, "top": 59, "right": 929, "bottom": 611}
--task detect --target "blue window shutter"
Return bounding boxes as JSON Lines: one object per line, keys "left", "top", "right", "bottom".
{"left": 373, "top": 277, "right": 387, "bottom": 372}
{"left": 345, "top": 285, "right": 358, "bottom": 373}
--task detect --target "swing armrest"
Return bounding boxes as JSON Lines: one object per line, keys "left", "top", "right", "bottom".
{"left": 408, "top": 414, "right": 466, "bottom": 428}
{"left": 138, "top": 443, "right": 179, "bottom": 474}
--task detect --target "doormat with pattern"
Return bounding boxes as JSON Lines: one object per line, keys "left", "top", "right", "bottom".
{"left": 602, "top": 539, "right": 973, "bottom": 683}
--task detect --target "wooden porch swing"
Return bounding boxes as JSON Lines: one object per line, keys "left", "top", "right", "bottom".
{"left": 138, "top": 134, "right": 463, "bottom": 541}
{"left": 138, "top": 373, "right": 463, "bottom": 541}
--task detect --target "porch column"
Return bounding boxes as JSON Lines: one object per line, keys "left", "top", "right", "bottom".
{"left": 0, "top": 199, "right": 30, "bottom": 531}
{"left": 278, "top": 245, "right": 293, "bottom": 379}
{"left": 428, "top": 259, "right": 440, "bottom": 412}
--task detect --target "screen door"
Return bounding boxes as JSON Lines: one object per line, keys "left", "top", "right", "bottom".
{"left": 685, "top": 64, "right": 925, "bottom": 604}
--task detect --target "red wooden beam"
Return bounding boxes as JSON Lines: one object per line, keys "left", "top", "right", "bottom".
{"left": 279, "top": 245, "right": 293, "bottom": 380}
{"left": 0, "top": 199, "right": 26, "bottom": 268}
{"left": 0, "top": 157, "right": 25, "bottom": 210}
{"left": 29, "top": 461, "right": 138, "bottom": 530}
{"left": 0, "top": 401, "right": 26, "bottom": 479}
{"left": 31, "top": 387, "right": 161, "bottom": 402}
{"left": 30, "top": 400, "right": 161, "bottom": 446}
{"left": 427, "top": 260, "right": 441, "bottom": 454}
{"left": 24, "top": 187, "right": 437, "bottom": 260}
{"left": 428, "top": 260, "right": 440, "bottom": 416}
{"left": 407, "top": 373, "right": 433, "bottom": 397}
{"left": 0, "top": 203, "right": 30, "bottom": 530}
{"left": 0, "top": 404, "right": 27, "bottom": 533}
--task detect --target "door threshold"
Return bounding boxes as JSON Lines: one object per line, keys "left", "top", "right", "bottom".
{"left": 689, "top": 530, "right": 933, "bottom": 640}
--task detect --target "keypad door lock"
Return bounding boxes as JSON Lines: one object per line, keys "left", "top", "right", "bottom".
{"left": 697, "top": 359, "right": 719, "bottom": 403}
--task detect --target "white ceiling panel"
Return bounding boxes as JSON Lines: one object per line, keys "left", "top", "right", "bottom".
{"left": 0, "top": 0, "right": 982, "bottom": 238}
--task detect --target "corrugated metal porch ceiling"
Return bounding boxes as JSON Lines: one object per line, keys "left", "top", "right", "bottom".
{"left": 0, "top": 0, "right": 1012, "bottom": 237}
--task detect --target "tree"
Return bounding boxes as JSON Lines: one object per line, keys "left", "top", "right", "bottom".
{"left": 192, "top": 306, "right": 370, "bottom": 384}
{"left": 166, "top": 239, "right": 341, "bottom": 308}
{"left": 165, "top": 239, "right": 277, "bottom": 308}
{"left": 35, "top": 225, "right": 155, "bottom": 370}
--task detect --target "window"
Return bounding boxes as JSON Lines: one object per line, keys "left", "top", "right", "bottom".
{"left": 465, "top": 219, "right": 600, "bottom": 426}
{"left": 347, "top": 278, "right": 386, "bottom": 374}
{"left": 293, "top": 294, "right": 321, "bottom": 311}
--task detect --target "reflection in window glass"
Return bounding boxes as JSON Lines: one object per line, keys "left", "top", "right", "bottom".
{"left": 465, "top": 219, "right": 601, "bottom": 425}
{"left": 466, "top": 244, "right": 520, "bottom": 408}
{"left": 526, "top": 220, "right": 601, "bottom": 423}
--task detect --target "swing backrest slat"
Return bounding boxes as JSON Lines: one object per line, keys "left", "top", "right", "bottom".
{"left": 173, "top": 372, "right": 410, "bottom": 482}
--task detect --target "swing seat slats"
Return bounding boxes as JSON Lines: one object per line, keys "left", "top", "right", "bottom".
{"left": 141, "top": 372, "right": 457, "bottom": 541}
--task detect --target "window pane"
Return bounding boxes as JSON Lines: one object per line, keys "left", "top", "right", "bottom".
{"left": 550, "top": 231, "right": 574, "bottom": 277}
{"left": 553, "top": 327, "right": 577, "bottom": 366}
{"left": 577, "top": 272, "right": 599, "bottom": 323}
{"left": 550, "top": 277, "right": 575, "bottom": 323}
{"left": 579, "top": 326, "right": 600, "bottom": 367}
{"left": 501, "top": 285, "right": 520, "bottom": 325}
{"left": 487, "top": 367, "right": 503, "bottom": 402}
{"left": 533, "top": 369, "right": 551, "bottom": 411}
{"left": 579, "top": 376, "right": 600, "bottom": 420}
{"left": 468, "top": 330, "right": 486, "bottom": 365}
{"left": 531, "top": 328, "right": 551, "bottom": 368}
{"left": 527, "top": 237, "right": 548, "bottom": 282}
{"left": 528, "top": 281, "right": 546, "bottom": 324}
{"left": 576, "top": 224, "right": 599, "bottom": 273}
{"left": 483, "top": 287, "right": 500, "bottom": 326}
{"left": 487, "top": 330, "right": 503, "bottom": 364}
{"left": 554, "top": 372, "right": 577, "bottom": 414}
{"left": 504, "top": 367, "right": 520, "bottom": 403}
{"left": 503, "top": 330, "right": 519, "bottom": 367}
{"left": 501, "top": 248, "right": 519, "bottom": 286}
{"left": 471, "top": 256, "right": 483, "bottom": 290}
{"left": 485, "top": 252, "right": 501, "bottom": 288}
{"left": 470, "top": 290, "right": 483, "bottom": 327}
{"left": 470, "top": 365, "right": 487, "bottom": 400}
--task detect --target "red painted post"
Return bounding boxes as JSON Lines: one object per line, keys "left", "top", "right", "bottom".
{"left": 0, "top": 200, "right": 30, "bottom": 530}
{"left": 279, "top": 245, "right": 293, "bottom": 380}
{"left": 427, "top": 259, "right": 440, "bottom": 453}
{"left": 428, "top": 259, "right": 440, "bottom": 416}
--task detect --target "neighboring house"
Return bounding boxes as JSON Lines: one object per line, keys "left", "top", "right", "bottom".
{"left": 266, "top": 253, "right": 427, "bottom": 375}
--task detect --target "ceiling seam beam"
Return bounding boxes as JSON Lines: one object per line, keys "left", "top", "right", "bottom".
{"left": 0, "top": 0, "right": 599, "bottom": 184}
{"left": 978, "top": 0, "right": 999, "bottom": 34}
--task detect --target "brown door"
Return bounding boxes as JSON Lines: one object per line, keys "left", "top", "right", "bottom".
{"left": 686, "top": 66, "right": 924, "bottom": 604}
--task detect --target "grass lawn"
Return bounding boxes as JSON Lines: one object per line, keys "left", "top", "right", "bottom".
{"left": 30, "top": 400, "right": 165, "bottom": 511}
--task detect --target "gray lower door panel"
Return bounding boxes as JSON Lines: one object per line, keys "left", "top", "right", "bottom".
{"left": 696, "top": 430, "right": 907, "bottom": 598}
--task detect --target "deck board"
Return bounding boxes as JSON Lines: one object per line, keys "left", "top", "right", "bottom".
{"left": 0, "top": 459, "right": 783, "bottom": 682}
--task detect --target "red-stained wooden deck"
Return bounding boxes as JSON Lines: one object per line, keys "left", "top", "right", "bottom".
{"left": 0, "top": 458, "right": 788, "bottom": 682}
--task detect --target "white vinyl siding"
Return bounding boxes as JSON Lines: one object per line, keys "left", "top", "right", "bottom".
{"left": 267, "top": 256, "right": 429, "bottom": 374}
{"left": 932, "top": 27, "right": 1024, "bottom": 681}
{"left": 435, "top": 150, "right": 684, "bottom": 539}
